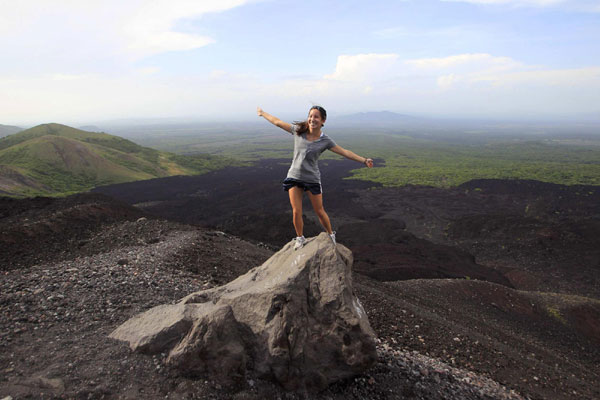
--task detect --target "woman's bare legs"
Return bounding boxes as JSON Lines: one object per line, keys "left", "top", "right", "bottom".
{"left": 289, "top": 187, "right": 334, "bottom": 237}
{"left": 288, "top": 186, "right": 304, "bottom": 237}
{"left": 307, "top": 192, "right": 333, "bottom": 234}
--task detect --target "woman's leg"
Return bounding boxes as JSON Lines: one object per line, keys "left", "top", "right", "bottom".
{"left": 288, "top": 186, "right": 304, "bottom": 237}
{"left": 307, "top": 192, "right": 333, "bottom": 234}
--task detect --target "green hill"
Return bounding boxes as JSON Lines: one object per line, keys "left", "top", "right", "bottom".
{"left": 0, "top": 123, "right": 235, "bottom": 197}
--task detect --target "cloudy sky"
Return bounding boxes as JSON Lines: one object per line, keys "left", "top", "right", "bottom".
{"left": 1, "top": 0, "right": 599, "bottom": 125}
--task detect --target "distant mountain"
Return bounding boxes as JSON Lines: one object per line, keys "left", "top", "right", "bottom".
{"left": 338, "top": 111, "right": 418, "bottom": 121}
{"left": 0, "top": 123, "right": 233, "bottom": 197}
{"left": 0, "top": 124, "right": 23, "bottom": 138}
{"left": 79, "top": 125, "right": 101, "bottom": 132}
{"left": 333, "top": 111, "right": 424, "bottom": 126}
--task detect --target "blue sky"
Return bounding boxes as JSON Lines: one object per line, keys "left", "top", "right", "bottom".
{"left": 1, "top": 0, "right": 599, "bottom": 125}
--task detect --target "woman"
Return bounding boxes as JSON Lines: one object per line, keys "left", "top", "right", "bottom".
{"left": 257, "top": 105, "right": 374, "bottom": 250}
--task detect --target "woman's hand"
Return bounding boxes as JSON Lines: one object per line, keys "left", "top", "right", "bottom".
{"left": 330, "top": 146, "right": 374, "bottom": 168}
{"left": 256, "top": 107, "right": 292, "bottom": 133}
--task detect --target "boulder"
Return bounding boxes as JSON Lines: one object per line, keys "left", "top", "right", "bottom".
{"left": 109, "top": 232, "right": 377, "bottom": 391}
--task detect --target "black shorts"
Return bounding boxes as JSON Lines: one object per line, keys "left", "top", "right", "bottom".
{"left": 282, "top": 178, "right": 322, "bottom": 195}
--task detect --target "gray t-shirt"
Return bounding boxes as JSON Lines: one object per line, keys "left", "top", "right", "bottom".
{"left": 286, "top": 124, "right": 337, "bottom": 184}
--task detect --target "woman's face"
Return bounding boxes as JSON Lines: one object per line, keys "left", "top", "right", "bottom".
{"left": 308, "top": 108, "right": 325, "bottom": 130}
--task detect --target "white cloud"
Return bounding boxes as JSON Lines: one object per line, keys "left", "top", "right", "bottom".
{"left": 324, "top": 54, "right": 400, "bottom": 82}
{"left": 272, "top": 52, "right": 600, "bottom": 118}
{"left": 405, "top": 53, "right": 522, "bottom": 71}
{"left": 437, "top": 74, "right": 460, "bottom": 89}
{"left": 402, "top": 54, "right": 600, "bottom": 90}
{"left": 404, "top": 53, "right": 530, "bottom": 89}
{"left": 122, "top": 0, "right": 251, "bottom": 58}
{"left": 0, "top": 0, "right": 254, "bottom": 66}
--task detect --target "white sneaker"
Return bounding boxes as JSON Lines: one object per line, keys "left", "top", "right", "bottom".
{"left": 329, "top": 231, "right": 336, "bottom": 245}
{"left": 294, "top": 236, "right": 306, "bottom": 250}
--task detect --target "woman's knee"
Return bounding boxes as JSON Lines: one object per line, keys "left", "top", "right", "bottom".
{"left": 292, "top": 206, "right": 303, "bottom": 216}
{"left": 314, "top": 207, "right": 327, "bottom": 218}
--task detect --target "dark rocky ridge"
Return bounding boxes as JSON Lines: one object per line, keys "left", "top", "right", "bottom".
{"left": 354, "top": 179, "right": 600, "bottom": 299}
{"left": 94, "top": 159, "right": 600, "bottom": 299}
{"left": 92, "top": 160, "right": 513, "bottom": 287}
{"left": 0, "top": 193, "right": 147, "bottom": 270}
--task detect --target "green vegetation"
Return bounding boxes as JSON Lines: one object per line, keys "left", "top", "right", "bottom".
{"left": 343, "top": 136, "right": 600, "bottom": 187}
{"left": 166, "top": 153, "right": 237, "bottom": 173}
{"left": 142, "top": 128, "right": 600, "bottom": 188}
{"left": 0, "top": 123, "right": 238, "bottom": 197}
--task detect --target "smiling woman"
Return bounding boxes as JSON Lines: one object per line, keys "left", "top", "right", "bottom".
{"left": 257, "top": 105, "right": 374, "bottom": 250}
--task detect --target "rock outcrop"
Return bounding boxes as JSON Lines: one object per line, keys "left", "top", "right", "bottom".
{"left": 109, "top": 232, "right": 377, "bottom": 391}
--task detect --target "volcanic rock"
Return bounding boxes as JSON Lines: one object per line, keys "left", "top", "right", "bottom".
{"left": 109, "top": 232, "right": 377, "bottom": 391}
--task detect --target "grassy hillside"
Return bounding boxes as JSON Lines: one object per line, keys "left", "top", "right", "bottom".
{"left": 0, "top": 123, "right": 236, "bottom": 197}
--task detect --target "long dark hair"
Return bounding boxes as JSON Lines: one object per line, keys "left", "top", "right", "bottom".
{"left": 293, "top": 105, "right": 327, "bottom": 135}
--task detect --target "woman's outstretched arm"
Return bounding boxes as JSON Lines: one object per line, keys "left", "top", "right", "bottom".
{"left": 330, "top": 145, "right": 374, "bottom": 168}
{"left": 257, "top": 107, "right": 292, "bottom": 133}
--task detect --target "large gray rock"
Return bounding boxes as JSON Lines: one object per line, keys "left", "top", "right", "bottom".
{"left": 109, "top": 232, "right": 377, "bottom": 391}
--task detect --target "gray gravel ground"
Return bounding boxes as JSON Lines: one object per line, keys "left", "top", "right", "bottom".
{"left": 1, "top": 218, "right": 525, "bottom": 399}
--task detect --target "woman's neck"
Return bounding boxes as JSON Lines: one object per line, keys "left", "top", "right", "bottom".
{"left": 308, "top": 127, "right": 322, "bottom": 137}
